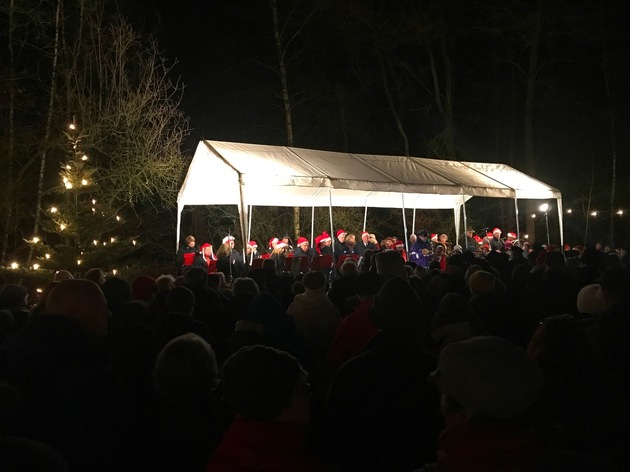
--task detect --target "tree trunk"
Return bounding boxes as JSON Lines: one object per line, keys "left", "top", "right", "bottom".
{"left": 271, "top": 0, "right": 300, "bottom": 238}
{"left": 376, "top": 46, "right": 409, "bottom": 157}
{"left": 603, "top": 48, "right": 617, "bottom": 248}
{"left": 27, "top": 0, "right": 62, "bottom": 267}
{"left": 524, "top": 0, "right": 542, "bottom": 244}
{"left": 1, "top": 0, "right": 16, "bottom": 265}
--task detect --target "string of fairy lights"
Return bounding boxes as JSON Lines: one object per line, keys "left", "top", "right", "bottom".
{"left": 8, "top": 120, "right": 137, "bottom": 275}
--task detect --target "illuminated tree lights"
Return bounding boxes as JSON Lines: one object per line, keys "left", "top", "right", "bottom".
{"left": 23, "top": 120, "right": 138, "bottom": 271}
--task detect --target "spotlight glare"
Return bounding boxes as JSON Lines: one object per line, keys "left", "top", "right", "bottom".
{"left": 539, "top": 203, "right": 549, "bottom": 212}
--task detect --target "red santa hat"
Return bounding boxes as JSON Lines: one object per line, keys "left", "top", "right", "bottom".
{"left": 222, "top": 235, "right": 235, "bottom": 244}
{"left": 361, "top": 231, "right": 369, "bottom": 236}
{"left": 486, "top": 232, "right": 493, "bottom": 238}
{"left": 268, "top": 237, "right": 279, "bottom": 249}
{"left": 247, "top": 241, "right": 257, "bottom": 249}
{"left": 314, "top": 235, "right": 322, "bottom": 246}
{"left": 473, "top": 235, "right": 483, "bottom": 243}
{"left": 276, "top": 241, "right": 288, "bottom": 249}
{"left": 320, "top": 232, "right": 332, "bottom": 243}
{"left": 336, "top": 229, "right": 347, "bottom": 238}
{"left": 492, "top": 228, "right": 502, "bottom": 235}
{"left": 200, "top": 242, "right": 212, "bottom": 250}
{"left": 431, "top": 234, "right": 438, "bottom": 242}
{"left": 296, "top": 236, "right": 309, "bottom": 246}
{"left": 395, "top": 240, "right": 404, "bottom": 249}
{"left": 507, "top": 232, "right": 517, "bottom": 239}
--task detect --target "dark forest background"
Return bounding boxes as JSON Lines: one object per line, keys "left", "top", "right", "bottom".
{"left": 1, "top": 0, "right": 629, "bottom": 273}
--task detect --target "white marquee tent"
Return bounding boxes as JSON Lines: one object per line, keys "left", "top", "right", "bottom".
{"left": 177, "top": 140, "right": 563, "bottom": 251}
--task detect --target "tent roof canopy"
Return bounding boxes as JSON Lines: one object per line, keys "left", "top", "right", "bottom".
{"left": 178, "top": 140, "right": 561, "bottom": 211}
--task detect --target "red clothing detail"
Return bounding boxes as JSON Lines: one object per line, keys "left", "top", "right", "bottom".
{"left": 206, "top": 416, "right": 320, "bottom": 472}
{"left": 327, "top": 299, "right": 378, "bottom": 369}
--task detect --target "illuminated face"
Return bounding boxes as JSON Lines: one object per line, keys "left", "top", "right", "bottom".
{"left": 229, "top": 240, "right": 235, "bottom": 249}
{"left": 338, "top": 233, "right": 346, "bottom": 243}
{"left": 300, "top": 242, "right": 309, "bottom": 251}
{"left": 493, "top": 231, "right": 501, "bottom": 238}
{"left": 324, "top": 239, "right": 332, "bottom": 247}
{"left": 362, "top": 233, "right": 369, "bottom": 243}
{"left": 203, "top": 246, "right": 212, "bottom": 256}
{"left": 187, "top": 240, "right": 196, "bottom": 248}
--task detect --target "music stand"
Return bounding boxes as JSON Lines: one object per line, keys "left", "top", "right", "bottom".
{"left": 310, "top": 254, "right": 333, "bottom": 271}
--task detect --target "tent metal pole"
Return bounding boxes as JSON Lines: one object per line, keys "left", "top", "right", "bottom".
{"left": 247, "top": 204, "right": 253, "bottom": 244}
{"left": 311, "top": 205, "right": 315, "bottom": 245}
{"left": 557, "top": 197, "right": 564, "bottom": 251}
{"left": 401, "top": 194, "right": 409, "bottom": 253}
{"left": 514, "top": 198, "right": 520, "bottom": 240}
{"left": 412, "top": 208, "right": 416, "bottom": 235}
{"left": 176, "top": 204, "right": 182, "bottom": 253}
{"left": 363, "top": 205, "right": 368, "bottom": 233}
{"left": 237, "top": 174, "right": 248, "bottom": 263}
{"left": 362, "top": 192, "right": 372, "bottom": 232}
{"left": 461, "top": 192, "right": 468, "bottom": 246}
{"left": 328, "top": 188, "right": 335, "bottom": 265}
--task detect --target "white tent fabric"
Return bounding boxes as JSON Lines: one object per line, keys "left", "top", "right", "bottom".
{"left": 177, "top": 140, "right": 563, "bottom": 249}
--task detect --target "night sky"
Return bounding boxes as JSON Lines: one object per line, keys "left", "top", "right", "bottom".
{"left": 124, "top": 1, "right": 630, "bottom": 244}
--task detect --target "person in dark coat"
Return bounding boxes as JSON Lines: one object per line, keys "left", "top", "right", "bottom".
{"left": 293, "top": 237, "right": 318, "bottom": 258}
{"left": 354, "top": 231, "right": 378, "bottom": 256}
{"left": 333, "top": 229, "right": 351, "bottom": 260}
{"left": 158, "top": 286, "right": 217, "bottom": 349}
{"left": 489, "top": 228, "right": 505, "bottom": 252}
{"left": 194, "top": 243, "right": 217, "bottom": 274}
{"left": 153, "top": 333, "right": 231, "bottom": 472}
{"left": 0, "top": 280, "right": 126, "bottom": 472}
{"left": 216, "top": 236, "right": 247, "bottom": 280}
{"left": 320, "top": 277, "right": 441, "bottom": 472}
{"left": 176, "top": 234, "right": 198, "bottom": 275}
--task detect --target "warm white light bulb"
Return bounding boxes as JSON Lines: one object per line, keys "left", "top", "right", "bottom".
{"left": 81, "top": 155, "right": 88, "bottom": 161}
{"left": 591, "top": 211, "right": 597, "bottom": 217}
{"left": 32, "top": 237, "right": 40, "bottom": 243}
{"left": 531, "top": 214, "right": 536, "bottom": 218}
{"left": 617, "top": 210, "right": 624, "bottom": 216}
{"left": 65, "top": 182, "right": 73, "bottom": 189}
{"left": 60, "top": 223, "right": 66, "bottom": 230}
{"left": 10, "top": 262, "right": 18, "bottom": 269}
{"left": 539, "top": 203, "right": 549, "bottom": 212}
{"left": 50, "top": 207, "right": 58, "bottom": 213}
{"left": 77, "top": 259, "right": 82, "bottom": 265}
{"left": 81, "top": 179, "right": 88, "bottom": 186}
{"left": 69, "top": 123, "right": 76, "bottom": 130}
{"left": 33, "top": 263, "right": 40, "bottom": 270}
{"left": 567, "top": 209, "right": 572, "bottom": 214}
{"left": 45, "top": 253, "right": 51, "bottom": 259}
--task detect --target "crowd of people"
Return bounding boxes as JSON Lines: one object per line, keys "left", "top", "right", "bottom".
{"left": 1, "top": 228, "right": 630, "bottom": 471}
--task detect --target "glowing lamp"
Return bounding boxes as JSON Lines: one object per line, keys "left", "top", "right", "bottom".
{"left": 10, "top": 262, "right": 18, "bottom": 269}
{"left": 33, "top": 263, "right": 40, "bottom": 270}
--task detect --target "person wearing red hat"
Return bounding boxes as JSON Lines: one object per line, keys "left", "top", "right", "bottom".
{"left": 355, "top": 231, "right": 377, "bottom": 256}
{"left": 490, "top": 228, "right": 505, "bottom": 252}
{"left": 194, "top": 242, "right": 217, "bottom": 274}
{"left": 334, "top": 229, "right": 351, "bottom": 260}
{"left": 268, "top": 237, "right": 279, "bottom": 254}
{"left": 246, "top": 241, "right": 260, "bottom": 265}
{"left": 293, "top": 236, "right": 317, "bottom": 258}
{"left": 319, "top": 232, "right": 333, "bottom": 256}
